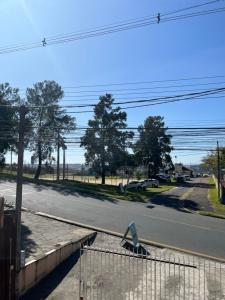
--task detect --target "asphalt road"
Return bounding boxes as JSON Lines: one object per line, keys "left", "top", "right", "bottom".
{"left": 1, "top": 177, "right": 225, "bottom": 258}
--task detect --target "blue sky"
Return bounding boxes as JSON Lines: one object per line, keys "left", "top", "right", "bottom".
{"left": 1, "top": 0, "right": 225, "bottom": 166}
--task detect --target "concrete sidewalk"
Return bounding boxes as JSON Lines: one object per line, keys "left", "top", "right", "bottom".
{"left": 21, "top": 211, "right": 93, "bottom": 263}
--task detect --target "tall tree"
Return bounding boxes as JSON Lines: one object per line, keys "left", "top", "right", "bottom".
{"left": 202, "top": 147, "right": 225, "bottom": 174}
{"left": 0, "top": 83, "right": 21, "bottom": 166}
{"left": 26, "top": 80, "right": 75, "bottom": 179}
{"left": 134, "top": 116, "right": 173, "bottom": 177}
{"left": 80, "top": 94, "right": 133, "bottom": 184}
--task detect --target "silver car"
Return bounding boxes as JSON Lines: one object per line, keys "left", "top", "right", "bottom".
{"left": 124, "top": 181, "right": 143, "bottom": 190}
{"left": 141, "top": 179, "right": 159, "bottom": 188}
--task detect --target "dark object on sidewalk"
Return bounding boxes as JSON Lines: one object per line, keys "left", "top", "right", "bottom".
{"left": 120, "top": 239, "right": 150, "bottom": 256}
{"left": 120, "top": 222, "right": 150, "bottom": 256}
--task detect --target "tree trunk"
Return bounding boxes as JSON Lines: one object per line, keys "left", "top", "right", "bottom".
{"left": 34, "top": 145, "right": 42, "bottom": 179}
{"left": 34, "top": 164, "right": 41, "bottom": 179}
{"left": 101, "top": 166, "right": 105, "bottom": 184}
{"left": 148, "top": 164, "right": 151, "bottom": 179}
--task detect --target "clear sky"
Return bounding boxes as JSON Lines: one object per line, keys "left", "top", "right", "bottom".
{"left": 1, "top": 0, "right": 225, "bottom": 166}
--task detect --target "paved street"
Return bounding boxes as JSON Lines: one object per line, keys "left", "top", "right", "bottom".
{"left": 1, "top": 177, "right": 225, "bottom": 258}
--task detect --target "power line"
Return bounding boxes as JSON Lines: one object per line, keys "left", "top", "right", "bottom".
{"left": 17, "top": 75, "right": 225, "bottom": 91}
{"left": 1, "top": 87, "right": 224, "bottom": 108}
{"left": 0, "top": 4, "right": 224, "bottom": 55}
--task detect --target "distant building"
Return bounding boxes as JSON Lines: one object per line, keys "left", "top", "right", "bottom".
{"left": 174, "top": 163, "right": 193, "bottom": 176}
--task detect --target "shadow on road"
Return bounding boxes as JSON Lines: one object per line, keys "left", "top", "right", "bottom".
{"left": 0, "top": 176, "right": 119, "bottom": 204}
{"left": 182, "top": 181, "right": 214, "bottom": 189}
{"left": 147, "top": 194, "right": 198, "bottom": 213}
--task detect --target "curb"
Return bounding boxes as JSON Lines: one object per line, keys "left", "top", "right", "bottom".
{"left": 34, "top": 211, "right": 225, "bottom": 263}
{"left": 197, "top": 211, "right": 225, "bottom": 220}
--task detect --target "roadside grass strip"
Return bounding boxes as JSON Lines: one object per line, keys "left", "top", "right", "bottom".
{"left": 208, "top": 176, "right": 225, "bottom": 216}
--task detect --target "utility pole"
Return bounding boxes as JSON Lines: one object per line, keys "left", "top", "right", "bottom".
{"left": 62, "top": 146, "right": 66, "bottom": 181}
{"left": 57, "top": 130, "right": 60, "bottom": 181}
{"left": 15, "top": 105, "right": 26, "bottom": 299}
{"left": 217, "top": 141, "right": 221, "bottom": 201}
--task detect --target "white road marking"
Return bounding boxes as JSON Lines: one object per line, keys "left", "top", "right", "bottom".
{"left": 180, "top": 188, "right": 194, "bottom": 200}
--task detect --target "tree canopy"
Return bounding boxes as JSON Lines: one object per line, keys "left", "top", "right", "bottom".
{"left": 0, "top": 83, "right": 21, "bottom": 167}
{"left": 80, "top": 94, "right": 133, "bottom": 184}
{"left": 26, "top": 80, "right": 75, "bottom": 179}
{"left": 202, "top": 147, "right": 225, "bottom": 175}
{"left": 134, "top": 116, "right": 173, "bottom": 177}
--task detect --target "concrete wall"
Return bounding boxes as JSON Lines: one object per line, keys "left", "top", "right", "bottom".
{"left": 19, "top": 232, "right": 95, "bottom": 296}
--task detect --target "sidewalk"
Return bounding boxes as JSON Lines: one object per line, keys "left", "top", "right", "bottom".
{"left": 22, "top": 230, "right": 225, "bottom": 300}
{"left": 21, "top": 211, "right": 93, "bottom": 262}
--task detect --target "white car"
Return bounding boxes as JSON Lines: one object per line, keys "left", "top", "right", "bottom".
{"left": 141, "top": 179, "right": 159, "bottom": 188}
{"left": 124, "top": 181, "right": 143, "bottom": 190}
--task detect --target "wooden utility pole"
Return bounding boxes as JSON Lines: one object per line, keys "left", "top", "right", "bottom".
{"left": 15, "top": 105, "right": 26, "bottom": 299}
{"left": 217, "top": 141, "right": 221, "bottom": 201}
{"left": 57, "top": 130, "right": 60, "bottom": 181}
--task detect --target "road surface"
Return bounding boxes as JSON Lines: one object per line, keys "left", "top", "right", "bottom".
{"left": 1, "top": 177, "right": 225, "bottom": 258}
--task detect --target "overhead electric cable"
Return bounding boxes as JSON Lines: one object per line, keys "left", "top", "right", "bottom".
{"left": 0, "top": 3, "right": 224, "bottom": 55}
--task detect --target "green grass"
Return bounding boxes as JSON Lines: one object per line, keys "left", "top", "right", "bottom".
{"left": 0, "top": 171, "right": 175, "bottom": 203}
{"left": 208, "top": 176, "right": 225, "bottom": 216}
{"left": 61, "top": 180, "right": 175, "bottom": 202}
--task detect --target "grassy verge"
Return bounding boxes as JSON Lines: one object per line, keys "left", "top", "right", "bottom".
{"left": 207, "top": 176, "right": 225, "bottom": 216}
{"left": 60, "top": 180, "right": 176, "bottom": 202}
{"left": 0, "top": 172, "right": 175, "bottom": 202}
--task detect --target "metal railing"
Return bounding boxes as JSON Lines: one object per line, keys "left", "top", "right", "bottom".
{"left": 79, "top": 246, "right": 225, "bottom": 300}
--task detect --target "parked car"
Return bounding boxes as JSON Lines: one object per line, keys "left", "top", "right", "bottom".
{"left": 203, "top": 173, "right": 209, "bottom": 177}
{"left": 155, "top": 174, "right": 171, "bottom": 183}
{"left": 124, "top": 181, "right": 143, "bottom": 190}
{"left": 184, "top": 175, "right": 191, "bottom": 181}
{"left": 176, "top": 174, "right": 186, "bottom": 183}
{"left": 141, "top": 179, "right": 159, "bottom": 188}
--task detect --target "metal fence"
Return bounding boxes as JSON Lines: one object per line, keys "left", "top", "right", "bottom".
{"left": 79, "top": 246, "right": 225, "bottom": 300}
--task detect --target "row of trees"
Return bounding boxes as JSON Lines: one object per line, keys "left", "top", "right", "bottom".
{"left": 81, "top": 94, "right": 173, "bottom": 184}
{"left": 1, "top": 81, "right": 173, "bottom": 183}
{"left": 0, "top": 81, "right": 75, "bottom": 178}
